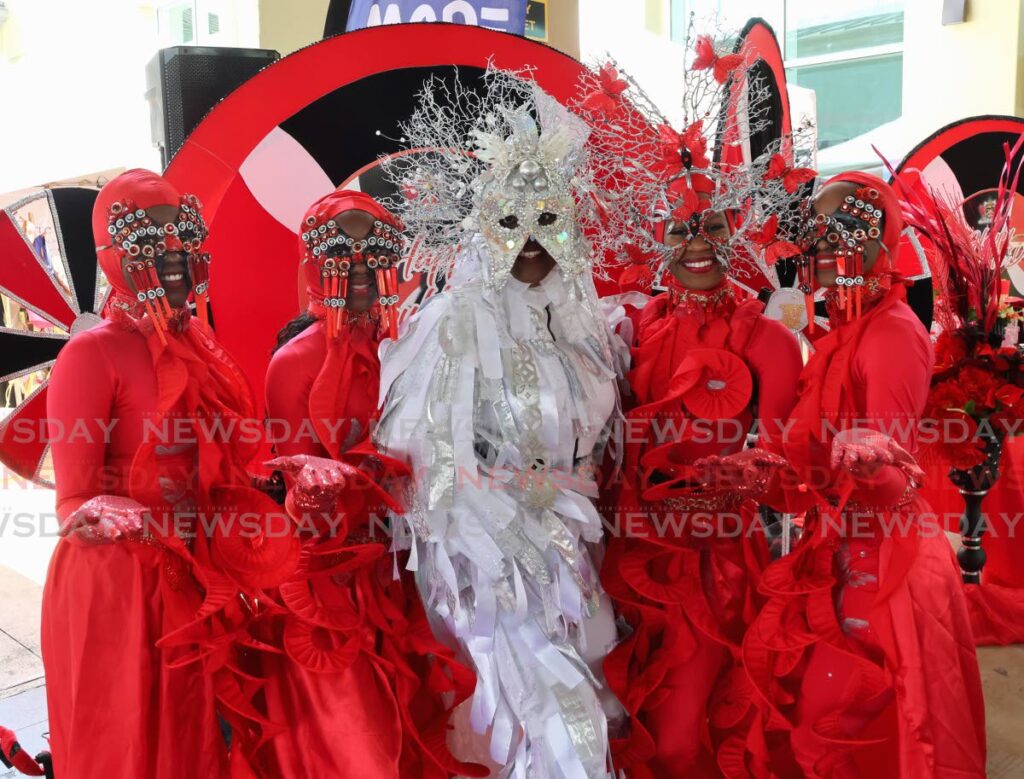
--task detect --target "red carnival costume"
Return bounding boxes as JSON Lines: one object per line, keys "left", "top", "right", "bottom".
{"left": 41, "top": 170, "right": 295, "bottom": 779}
{"left": 257, "top": 190, "right": 481, "bottom": 779}
{"left": 576, "top": 41, "right": 808, "bottom": 776}
{"left": 603, "top": 277, "right": 802, "bottom": 777}
{"left": 743, "top": 173, "right": 986, "bottom": 778}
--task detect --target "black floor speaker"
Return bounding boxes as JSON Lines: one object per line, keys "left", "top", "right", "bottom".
{"left": 146, "top": 46, "right": 280, "bottom": 168}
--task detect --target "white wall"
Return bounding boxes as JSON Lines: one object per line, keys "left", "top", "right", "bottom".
{"left": 578, "top": 0, "right": 687, "bottom": 124}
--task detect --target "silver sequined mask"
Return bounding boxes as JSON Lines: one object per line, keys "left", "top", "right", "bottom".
{"left": 478, "top": 155, "right": 584, "bottom": 286}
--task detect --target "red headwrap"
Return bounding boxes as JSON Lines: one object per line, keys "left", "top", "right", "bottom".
{"left": 93, "top": 169, "right": 213, "bottom": 331}
{"left": 93, "top": 169, "right": 182, "bottom": 299}
{"left": 296, "top": 190, "right": 399, "bottom": 327}
{"left": 299, "top": 189, "right": 402, "bottom": 314}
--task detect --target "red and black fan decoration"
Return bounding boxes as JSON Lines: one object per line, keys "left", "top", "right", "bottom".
{"left": 713, "top": 19, "right": 830, "bottom": 341}
{"left": 164, "top": 23, "right": 589, "bottom": 410}
{"left": 0, "top": 187, "right": 104, "bottom": 485}
{"left": 890, "top": 115, "right": 1024, "bottom": 327}
{"left": 717, "top": 17, "right": 794, "bottom": 170}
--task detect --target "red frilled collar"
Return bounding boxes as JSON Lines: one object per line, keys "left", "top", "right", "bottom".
{"left": 631, "top": 280, "right": 759, "bottom": 410}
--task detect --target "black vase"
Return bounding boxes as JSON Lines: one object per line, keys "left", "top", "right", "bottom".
{"left": 948, "top": 429, "right": 1005, "bottom": 584}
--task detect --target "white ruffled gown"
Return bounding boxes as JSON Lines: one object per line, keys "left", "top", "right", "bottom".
{"left": 376, "top": 241, "right": 625, "bottom": 778}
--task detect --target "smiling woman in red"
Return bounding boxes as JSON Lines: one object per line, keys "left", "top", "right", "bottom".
{"left": 576, "top": 48, "right": 806, "bottom": 776}
{"left": 41, "top": 169, "right": 287, "bottom": 779}
{"left": 258, "top": 189, "right": 480, "bottom": 779}
{"left": 603, "top": 213, "right": 803, "bottom": 778}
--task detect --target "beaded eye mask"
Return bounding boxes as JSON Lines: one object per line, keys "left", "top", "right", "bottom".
{"left": 104, "top": 194, "right": 211, "bottom": 335}
{"left": 794, "top": 186, "right": 884, "bottom": 322}
{"left": 301, "top": 214, "right": 404, "bottom": 340}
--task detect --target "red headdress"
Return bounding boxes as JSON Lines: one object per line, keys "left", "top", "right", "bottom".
{"left": 575, "top": 30, "right": 814, "bottom": 295}
{"left": 93, "top": 169, "right": 212, "bottom": 339}
{"left": 299, "top": 189, "right": 403, "bottom": 341}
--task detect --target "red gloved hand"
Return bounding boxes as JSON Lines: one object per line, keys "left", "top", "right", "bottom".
{"left": 265, "top": 454, "right": 355, "bottom": 515}
{"left": 693, "top": 449, "right": 789, "bottom": 497}
{"left": 830, "top": 428, "right": 924, "bottom": 486}
{"left": 59, "top": 495, "right": 150, "bottom": 544}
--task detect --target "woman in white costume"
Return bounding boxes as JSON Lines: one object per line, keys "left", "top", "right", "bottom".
{"left": 375, "top": 69, "right": 627, "bottom": 778}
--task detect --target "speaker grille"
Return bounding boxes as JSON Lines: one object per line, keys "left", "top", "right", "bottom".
{"left": 149, "top": 46, "right": 279, "bottom": 167}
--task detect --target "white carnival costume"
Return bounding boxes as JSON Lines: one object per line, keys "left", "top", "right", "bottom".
{"left": 375, "top": 69, "right": 627, "bottom": 778}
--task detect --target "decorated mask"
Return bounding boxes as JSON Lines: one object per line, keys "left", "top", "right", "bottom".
{"left": 475, "top": 114, "right": 588, "bottom": 285}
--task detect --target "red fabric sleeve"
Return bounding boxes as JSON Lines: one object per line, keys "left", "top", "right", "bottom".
{"left": 848, "top": 309, "right": 933, "bottom": 506}
{"left": 46, "top": 330, "right": 117, "bottom": 520}
{"left": 745, "top": 316, "right": 803, "bottom": 450}
{"left": 264, "top": 325, "right": 327, "bottom": 459}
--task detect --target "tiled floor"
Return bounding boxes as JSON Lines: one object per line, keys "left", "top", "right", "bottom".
{"left": 0, "top": 684, "right": 48, "bottom": 779}
{"left": 0, "top": 567, "right": 44, "bottom": 701}
{"left": 980, "top": 644, "right": 1024, "bottom": 778}
{"left": 0, "top": 566, "right": 47, "bottom": 779}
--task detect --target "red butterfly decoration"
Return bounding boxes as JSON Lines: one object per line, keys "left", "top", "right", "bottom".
{"left": 745, "top": 214, "right": 804, "bottom": 265}
{"left": 624, "top": 242, "right": 654, "bottom": 265}
{"left": 746, "top": 214, "right": 779, "bottom": 246}
{"left": 671, "top": 188, "right": 701, "bottom": 223}
{"left": 765, "top": 240, "right": 805, "bottom": 265}
{"left": 692, "top": 35, "right": 744, "bottom": 84}
{"left": 581, "top": 63, "right": 629, "bottom": 114}
{"left": 764, "top": 154, "right": 817, "bottom": 193}
{"left": 680, "top": 121, "right": 708, "bottom": 167}
{"left": 655, "top": 121, "right": 709, "bottom": 175}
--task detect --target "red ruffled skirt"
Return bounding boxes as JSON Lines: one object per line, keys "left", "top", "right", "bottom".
{"left": 42, "top": 538, "right": 230, "bottom": 779}
{"left": 254, "top": 541, "right": 482, "bottom": 779}
{"left": 602, "top": 497, "right": 769, "bottom": 778}
{"left": 743, "top": 501, "right": 986, "bottom": 778}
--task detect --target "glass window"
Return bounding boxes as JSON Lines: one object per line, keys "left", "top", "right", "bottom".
{"left": 785, "top": 1, "right": 904, "bottom": 60}
{"left": 158, "top": 1, "right": 197, "bottom": 46}
{"left": 787, "top": 53, "right": 902, "bottom": 148}
{"left": 671, "top": 0, "right": 784, "bottom": 45}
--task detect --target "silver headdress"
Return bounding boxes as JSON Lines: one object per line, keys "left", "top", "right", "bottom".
{"left": 382, "top": 66, "right": 603, "bottom": 288}
{"left": 574, "top": 19, "right": 816, "bottom": 284}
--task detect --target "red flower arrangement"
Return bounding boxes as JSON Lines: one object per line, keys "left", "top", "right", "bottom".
{"left": 926, "top": 326, "right": 1024, "bottom": 468}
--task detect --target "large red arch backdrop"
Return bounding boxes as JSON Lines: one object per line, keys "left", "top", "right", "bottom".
{"left": 165, "top": 23, "right": 589, "bottom": 412}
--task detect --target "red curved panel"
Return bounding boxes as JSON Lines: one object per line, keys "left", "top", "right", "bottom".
{"left": 891, "top": 116, "right": 1024, "bottom": 278}
{"left": 894, "top": 115, "right": 1024, "bottom": 177}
